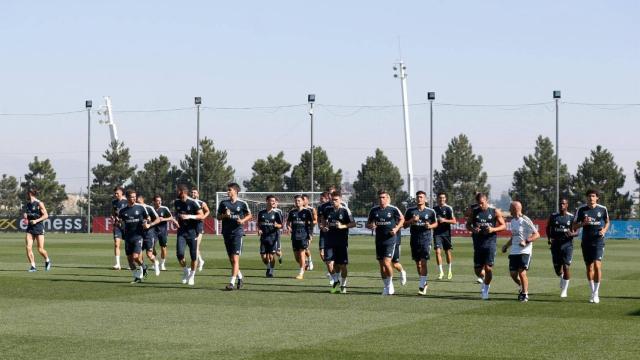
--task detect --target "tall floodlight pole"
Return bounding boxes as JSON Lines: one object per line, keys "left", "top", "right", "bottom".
{"left": 308, "top": 94, "right": 316, "bottom": 193}
{"left": 553, "top": 90, "right": 561, "bottom": 212}
{"left": 394, "top": 61, "right": 415, "bottom": 197}
{"left": 195, "top": 97, "right": 202, "bottom": 191}
{"left": 428, "top": 92, "right": 435, "bottom": 206}
{"left": 85, "top": 100, "right": 92, "bottom": 234}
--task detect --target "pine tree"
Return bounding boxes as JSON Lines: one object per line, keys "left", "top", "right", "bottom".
{"left": 130, "top": 155, "right": 178, "bottom": 201}
{"left": 243, "top": 151, "right": 291, "bottom": 192}
{"left": 90, "top": 141, "right": 137, "bottom": 216}
{"left": 286, "top": 146, "right": 342, "bottom": 192}
{"left": 21, "top": 157, "right": 68, "bottom": 214}
{"left": 179, "top": 137, "right": 234, "bottom": 202}
{"left": 0, "top": 174, "right": 21, "bottom": 216}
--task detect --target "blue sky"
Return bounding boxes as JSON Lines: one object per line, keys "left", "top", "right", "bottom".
{"left": 1, "top": 0, "right": 638, "bottom": 197}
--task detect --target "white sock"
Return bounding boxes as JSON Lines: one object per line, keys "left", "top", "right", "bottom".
{"left": 184, "top": 267, "right": 190, "bottom": 275}
{"left": 230, "top": 276, "right": 237, "bottom": 285}
{"left": 115, "top": 256, "right": 120, "bottom": 266}
{"left": 589, "top": 280, "right": 595, "bottom": 293}
{"left": 448, "top": 263, "right": 452, "bottom": 272}
{"left": 438, "top": 264, "right": 443, "bottom": 273}
{"left": 160, "top": 258, "right": 165, "bottom": 265}
{"left": 45, "top": 257, "right": 50, "bottom": 262}
{"left": 299, "top": 267, "right": 305, "bottom": 275}
{"left": 30, "top": 262, "right": 36, "bottom": 267}
{"left": 340, "top": 277, "right": 347, "bottom": 287}
{"left": 594, "top": 281, "right": 600, "bottom": 294}
{"left": 332, "top": 273, "right": 340, "bottom": 282}
{"left": 198, "top": 254, "right": 204, "bottom": 263}
{"left": 419, "top": 276, "right": 427, "bottom": 288}
{"left": 308, "top": 255, "right": 313, "bottom": 262}
{"left": 563, "top": 279, "right": 570, "bottom": 290}
{"left": 238, "top": 272, "right": 243, "bottom": 280}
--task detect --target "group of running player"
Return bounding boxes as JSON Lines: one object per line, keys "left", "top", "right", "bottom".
{"left": 22, "top": 181, "right": 610, "bottom": 303}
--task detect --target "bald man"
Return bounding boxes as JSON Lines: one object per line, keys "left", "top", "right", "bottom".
{"left": 501, "top": 201, "right": 540, "bottom": 302}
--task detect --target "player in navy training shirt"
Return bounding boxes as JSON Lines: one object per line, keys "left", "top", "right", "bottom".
{"left": 403, "top": 191, "right": 438, "bottom": 295}
{"left": 111, "top": 186, "right": 128, "bottom": 270}
{"left": 432, "top": 192, "right": 457, "bottom": 280}
{"left": 257, "top": 195, "right": 283, "bottom": 277}
{"left": 23, "top": 188, "right": 51, "bottom": 272}
{"left": 571, "top": 189, "right": 610, "bottom": 304}
{"left": 137, "top": 194, "right": 163, "bottom": 277}
{"left": 174, "top": 185, "right": 205, "bottom": 286}
{"left": 367, "top": 190, "right": 404, "bottom": 295}
{"left": 152, "top": 195, "right": 177, "bottom": 271}
{"left": 217, "top": 183, "right": 252, "bottom": 291}
{"left": 287, "top": 195, "right": 314, "bottom": 280}
{"left": 118, "top": 189, "right": 152, "bottom": 283}
{"left": 301, "top": 193, "right": 316, "bottom": 271}
{"left": 546, "top": 198, "right": 577, "bottom": 298}
{"left": 321, "top": 190, "right": 356, "bottom": 293}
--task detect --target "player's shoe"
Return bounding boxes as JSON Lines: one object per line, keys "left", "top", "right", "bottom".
{"left": 236, "top": 277, "right": 244, "bottom": 290}
{"left": 519, "top": 293, "right": 529, "bottom": 302}
{"left": 265, "top": 269, "right": 271, "bottom": 277}
{"left": 481, "top": 287, "right": 490, "bottom": 300}
{"left": 382, "top": 287, "right": 389, "bottom": 296}
{"left": 418, "top": 285, "right": 428, "bottom": 296}
{"left": 308, "top": 260, "right": 314, "bottom": 271}
{"left": 437, "top": 272, "right": 444, "bottom": 280}
{"left": 447, "top": 270, "right": 452, "bottom": 280}
{"left": 142, "top": 265, "right": 148, "bottom": 279}
{"left": 224, "top": 283, "right": 235, "bottom": 291}
{"left": 131, "top": 277, "right": 143, "bottom": 284}
{"left": 198, "top": 259, "right": 205, "bottom": 272}
{"left": 154, "top": 261, "right": 160, "bottom": 276}
{"left": 476, "top": 277, "right": 484, "bottom": 284}
{"left": 388, "top": 284, "right": 395, "bottom": 295}
{"left": 400, "top": 270, "right": 407, "bottom": 286}
{"left": 187, "top": 273, "right": 195, "bottom": 286}
{"left": 560, "top": 288, "right": 568, "bottom": 298}
{"left": 181, "top": 269, "right": 190, "bottom": 284}
{"left": 28, "top": 266, "right": 37, "bottom": 272}
{"left": 592, "top": 293, "right": 600, "bottom": 304}
{"left": 278, "top": 255, "right": 283, "bottom": 264}
{"left": 295, "top": 273, "right": 304, "bottom": 280}
{"left": 160, "top": 262, "right": 167, "bottom": 271}
{"left": 330, "top": 281, "right": 340, "bottom": 294}
{"left": 112, "top": 265, "right": 121, "bottom": 270}
{"left": 340, "top": 286, "right": 347, "bottom": 294}
{"left": 45, "top": 260, "right": 51, "bottom": 271}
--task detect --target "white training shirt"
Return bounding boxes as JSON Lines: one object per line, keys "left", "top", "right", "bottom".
{"left": 510, "top": 215, "right": 537, "bottom": 255}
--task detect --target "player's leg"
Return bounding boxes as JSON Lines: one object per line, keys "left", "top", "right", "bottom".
{"left": 444, "top": 237, "right": 453, "bottom": 279}
{"left": 339, "top": 261, "right": 349, "bottom": 294}
{"left": 113, "top": 226, "right": 123, "bottom": 270}
{"left": 392, "top": 243, "right": 407, "bottom": 286}
{"left": 176, "top": 234, "right": 190, "bottom": 284}
{"left": 184, "top": 236, "right": 198, "bottom": 285}
{"left": 158, "top": 233, "right": 168, "bottom": 270}
{"left": 434, "top": 237, "right": 444, "bottom": 279}
{"left": 34, "top": 235, "right": 51, "bottom": 271}
{"left": 295, "top": 248, "right": 306, "bottom": 279}
{"left": 518, "top": 269, "right": 529, "bottom": 301}
{"left": 25, "top": 233, "right": 36, "bottom": 271}
{"left": 196, "top": 232, "right": 205, "bottom": 272}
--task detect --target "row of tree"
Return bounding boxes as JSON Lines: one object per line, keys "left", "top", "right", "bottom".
{"left": 0, "top": 134, "right": 636, "bottom": 218}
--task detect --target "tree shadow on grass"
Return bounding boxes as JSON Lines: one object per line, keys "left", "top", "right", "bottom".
{"left": 628, "top": 309, "right": 640, "bottom": 316}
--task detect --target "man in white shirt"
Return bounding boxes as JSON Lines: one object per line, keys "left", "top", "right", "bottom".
{"left": 501, "top": 201, "right": 540, "bottom": 302}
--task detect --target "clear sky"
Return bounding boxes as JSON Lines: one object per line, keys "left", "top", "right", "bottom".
{"left": 1, "top": 0, "right": 638, "bottom": 197}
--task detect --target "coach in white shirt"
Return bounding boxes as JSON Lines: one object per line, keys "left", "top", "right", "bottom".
{"left": 501, "top": 201, "right": 540, "bottom": 302}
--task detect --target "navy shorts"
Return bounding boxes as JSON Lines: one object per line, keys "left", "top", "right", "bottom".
{"left": 124, "top": 236, "right": 143, "bottom": 256}
{"left": 325, "top": 244, "right": 348, "bottom": 265}
{"left": 376, "top": 240, "right": 396, "bottom": 260}
{"left": 434, "top": 235, "right": 453, "bottom": 250}
{"left": 508, "top": 253, "right": 532, "bottom": 271}
{"left": 318, "top": 232, "right": 327, "bottom": 250}
{"left": 224, "top": 233, "right": 243, "bottom": 256}
{"left": 176, "top": 231, "right": 198, "bottom": 261}
{"left": 474, "top": 244, "right": 496, "bottom": 267}
{"left": 291, "top": 237, "right": 309, "bottom": 251}
{"left": 581, "top": 240, "right": 605, "bottom": 264}
{"left": 551, "top": 241, "right": 573, "bottom": 266}
{"left": 260, "top": 236, "right": 277, "bottom": 254}
{"left": 113, "top": 225, "right": 123, "bottom": 240}
{"left": 26, "top": 222, "right": 44, "bottom": 236}
{"left": 410, "top": 239, "right": 431, "bottom": 261}
{"left": 392, "top": 242, "right": 401, "bottom": 263}
{"left": 142, "top": 230, "right": 156, "bottom": 251}
{"left": 156, "top": 231, "right": 169, "bottom": 247}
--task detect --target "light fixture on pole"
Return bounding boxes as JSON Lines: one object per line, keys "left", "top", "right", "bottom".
{"left": 428, "top": 91, "right": 436, "bottom": 206}
{"left": 393, "top": 61, "right": 415, "bottom": 197}
{"left": 85, "top": 100, "right": 92, "bottom": 234}
{"left": 195, "top": 96, "right": 202, "bottom": 192}
{"left": 308, "top": 94, "right": 316, "bottom": 193}
{"left": 553, "top": 90, "right": 561, "bottom": 212}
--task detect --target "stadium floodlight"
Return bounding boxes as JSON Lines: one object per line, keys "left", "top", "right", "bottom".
{"left": 85, "top": 100, "right": 92, "bottom": 233}
{"left": 427, "top": 92, "right": 435, "bottom": 100}
{"left": 553, "top": 90, "right": 561, "bottom": 99}
{"left": 393, "top": 61, "right": 415, "bottom": 197}
{"left": 308, "top": 94, "right": 315, "bottom": 103}
{"left": 195, "top": 97, "right": 202, "bottom": 191}
{"left": 554, "top": 90, "right": 561, "bottom": 212}
{"left": 85, "top": 100, "right": 92, "bottom": 109}
{"left": 195, "top": 96, "right": 202, "bottom": 105}
{"left": 308, "top": 94, "right": 316, "bottom": 193}
{"left": 428, "top": 91, "right": 435, "bottom": 205}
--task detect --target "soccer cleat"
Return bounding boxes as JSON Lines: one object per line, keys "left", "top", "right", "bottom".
{"left": 131, "top": 277, "right": 143, "bottom": 284}
{"left": 160, "top": 262, "right": 167, "bottom": 271}
{"left": 154, "top": 261, "right": 160, "bottom": 276}
{"left": 560, "top": 287, "right": 568, "bottom": 298}
{"left": 278, "top": 255, "right": 283, "bottom": 264}
{"left": 418, "top": 285, "right": 428, "bottom": 296}
{"left": 112, "top": 265, "right": 121, "bottom": 270}
{"left": 28, "top": 266, "right": 37, "bottom": 272}
{"left": 198, "top": 259, "right": 205, "bottom": 272}
{"left": 340, "top": 286, "right": 347, "bottom": 294}
{"left": 476, "top": 277, "right": 484, "bottom": 284}
{"left": 236, "top": 277, "right": 244, "bottom": 289}
{"left": 400, "top": 270, "right": 407, "bottom": 286}
{"left": 308, "top": 261, "right": 314, "bottom": 271}
{"left": 224, "top": 283, "right": 235, "bottom": 291}
{"left": 447, "top": 271, "right": 452, "bottom": 280}
{"left": 45, "top": 261, "right": 51, "bottom": 271}
{"left": 265, "top": 269, "right": 271, "bottom": 277}
{"left": 329, "top": 277, "right": 335, "bottom": 286}
{"left": 388, "top": 285, "right": 395, "bottom": 295}
{"left": 188, "top": 274, "right": 195, "bottom": 286}
{"left": 437, "top": 272, "right": 444, "bottom": 280}
{"left": 330, "top": 281, "right": 341, "bottom": 294}
{"left": 520, "top": 293, "right": 529, "bottom": 302}
{"left": 181, "top": 269, "right": 190, "bottom": 284}
{"left": 593, "top": 294, "right": 600, "bottom": 304}
{"left": 382, "top": 287, "right": 389, "bottom": 296}
{"left": 481, "top": 287, "right": 490, "bottom": 300}
{"left": 142, "top": 265, "right": 148, "bottom": 279}
{"left": 295, "top": 273, "right": 304, "bottom": 280}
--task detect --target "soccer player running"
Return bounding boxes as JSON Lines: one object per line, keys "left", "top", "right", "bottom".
{"left": 403, "top": 191, "right": 438, "bottom": 295}
{"left": 174, "top": 185, "right": 205, "bottom": 286}
{"left": 433, "top": 192, "right": 457, "bottom": 280}
{"left": 287, "top": 195, "right": 314, "bottom": 280}
{"left": 367, "top": 190, "right": 404, "bottom": 296}
{"left": 392, "top": 231, "right": 408, "bottom": 287}
{"left": 321, "top": 190, "right": 356, "bottom": 293}
{"left": 257, "top": 195, "right": 283, "bottom": 277}
{"left": 465, "top": 194, "right": 484, "bottom": 283}
{"left": 23, "top": 188, "right": 51, "bottom": 272}
{"left": 501, "top": 201, "right": 540, "bottom": 302}
{"left": 469, "top": 192, "right": 506, "bottom": 300}
{"left": 274, "top": 197, "right": 285, "bottom": 264}
{"left": 152, "top": 195, "right": 177, "bottom": 271}
{"left": 572, "top": 189, "right": 610, "bottom": 304}
{"left": 301, "top": 193, "right": 315, "bottom": 271}
{"left": 137, "top": 195, "right": 162, "bottom": 277}
{"left": 546, "top": 198, "right": 577, "bottom": 298}
{"left": 217, "top": 183, "right": 252, "bottom": 290}
{"left": 190, "top": 189, "right": 210, "bottom": 272}
{"left": 118, "top": 189, "right": 152, "bottom": 283}
{"left": 111, "top": 186, "right": 128, "bottom": 270}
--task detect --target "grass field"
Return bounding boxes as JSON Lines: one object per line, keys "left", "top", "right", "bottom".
{"left": 0, "top": 233, "right": 638, "bottom": 360}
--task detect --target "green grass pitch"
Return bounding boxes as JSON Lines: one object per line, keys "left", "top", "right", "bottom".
{"left": 0, "top": 233, "right": 638, "bottom": 359}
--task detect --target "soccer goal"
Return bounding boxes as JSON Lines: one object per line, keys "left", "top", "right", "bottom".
{"left": 213, "top": 192, "right": 349, "bottom": 235}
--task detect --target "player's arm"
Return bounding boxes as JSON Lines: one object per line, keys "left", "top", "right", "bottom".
{"left": 390, "top": 211, "right": 404, "bottom": 235}
{"left": 216, "top": 202, "right": 229, "bottom": 220}
{"left": 490, "top": 209, "right": 506, "bottom": 233}
{"left": 238, "top": 206, "right": 252, "bottom": 225}
{"left": 545, "top": 216, "right": 552, "bottom": 245}
{"left": 312, "top": 207, "right": 318, "bottom": 225}
{"left": 402, "top": 210, "right": 413, "bottom": 228}
{"left": 427, "top": 211, "right": 438, "bottom": 230}
{"left": 572, "top": 209, "right": 586, "bottom": 231}
{"left": 600, "top": 208, "right": 610, "bottom": 236}
{"left": 464, "top": 206, "right": 474, "bottom": 231}
{"left": 146, "top": 208, "right": 162, "bottom": 228}
{"left": 526, "top": 219, "right": 540, "bottom": 243}
{"left": 501, "top": 237, "right": 512, "bottom": 253}
{"left": 274, "top": 212, "right": 283, "bottom": 229}
{"left": 366, "top": 209, "right": 376, "bottom": 230}
{"left": 440, "top": 208, "right": 457, "bottom": 224}
{"left": 201, "top": 202, "right": 211, "bottom": 219}
{"left": 33, "top": 202, "right": 49, "bottom": 224}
